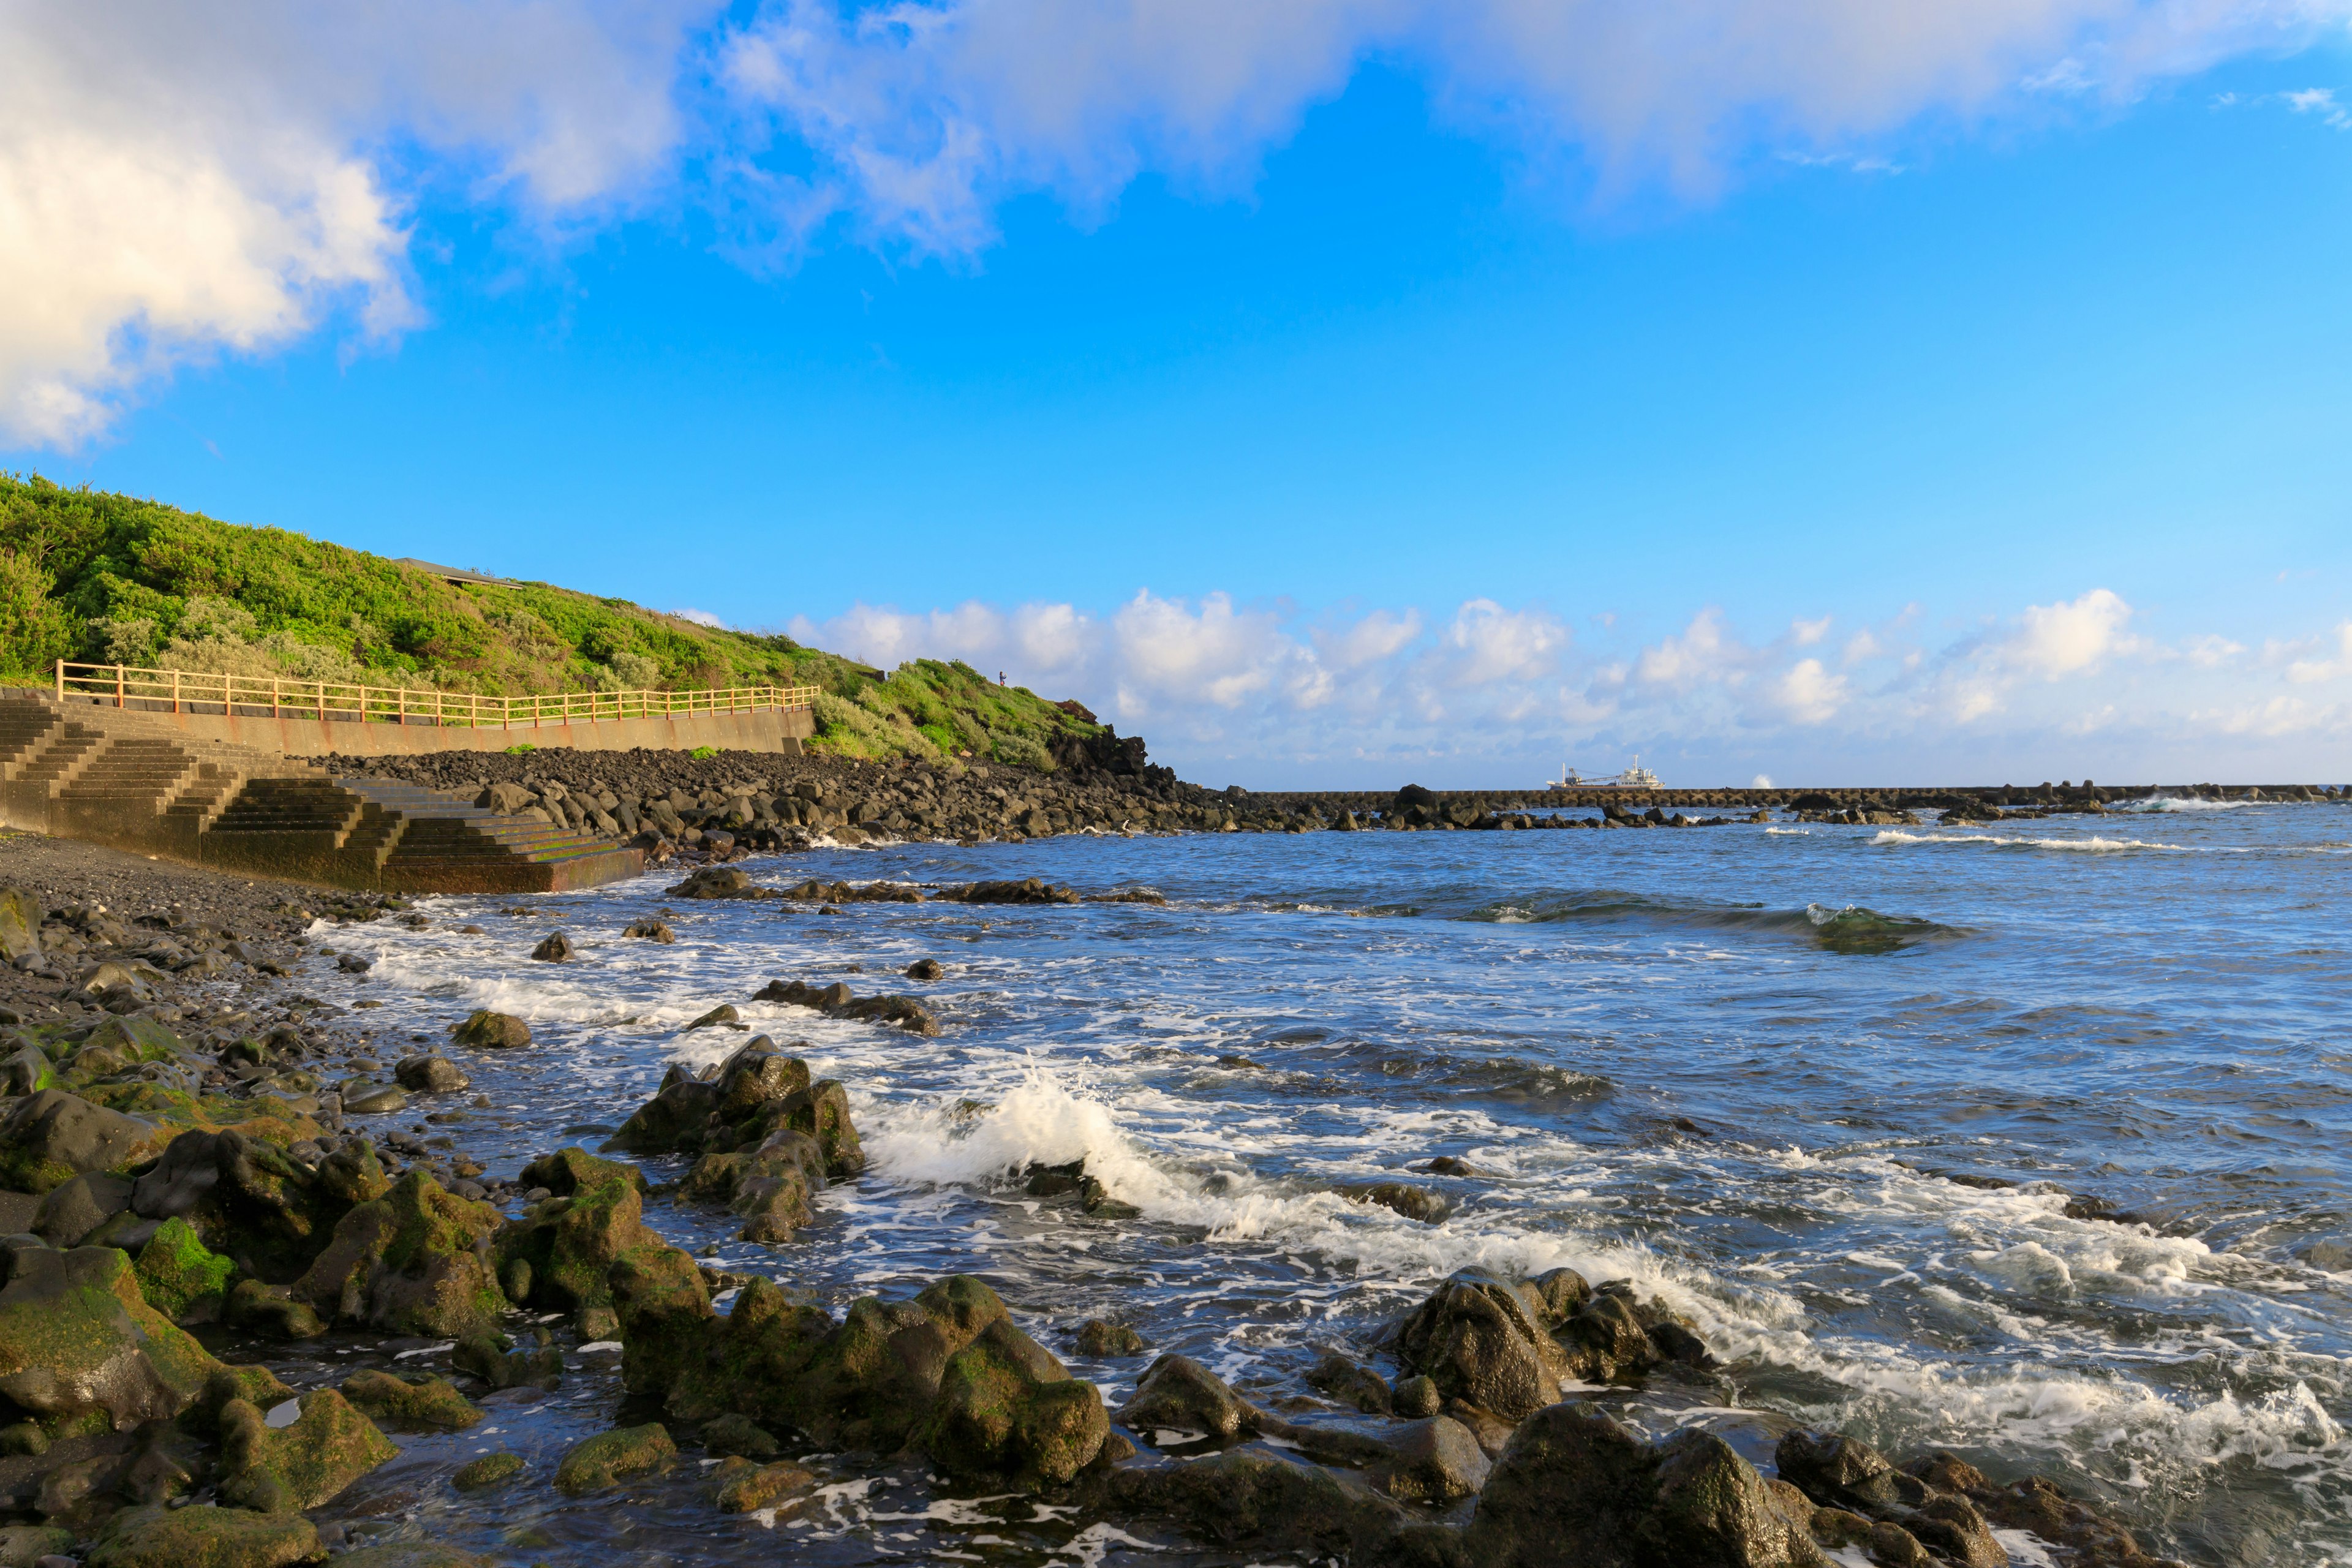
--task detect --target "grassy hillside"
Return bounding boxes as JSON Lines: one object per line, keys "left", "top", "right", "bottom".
{"left": 0, "top": 473, "right": 1099, "bottom": 769}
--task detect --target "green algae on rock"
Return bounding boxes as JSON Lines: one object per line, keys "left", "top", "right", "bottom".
{"left": 494, "top": 1147, "right": 657, "bottom": 1315}
{"left": 0, "top": 1243, "right": 220, "bottom": 1430}
{"left": 554, "top": 1422, "right": 677, "bottom": 1495}
{"left": 0, "top": 1091, "right": 165, "bottom": 1195}
{"left": 451, "top": 1451, "right": 525, "bottom": 1491}
{"left": 84, "top": 1504, "right": 323, "bottom": 1568}
{"left": 339, "top": 1370, "right": 483, "bottom": 1431}
{"left": 133, "top": 1216, "right": 235, "bottom": 1324}
{"left": 216, "top": 1389, "right": 396, "bottom": 1512}
{"left": 710, "top": 1455, "right": 816, "bottom": 1515}
{"left": 294, "top": 1172, "right": 505, "bottom": 1336}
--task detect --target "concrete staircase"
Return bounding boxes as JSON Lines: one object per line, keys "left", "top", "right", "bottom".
{"left": 0, "top": 690, "right": 640, "bottom": 893}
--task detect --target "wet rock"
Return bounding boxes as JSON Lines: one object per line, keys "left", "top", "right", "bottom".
{"left": 754, "top": 980, "right": 937, "bottom": 1036}
{"left": 1393, "top": 1373, "right": 1442, "bottom": 1418}
{"left": 0, "top": 1093, "right": 163, "bottom": 1194}
{"left": 342, "top": 1084, "right": 405, "bottom": 1116}
{"left": 1115, "top": 1354, "right": 1257, "bottom": 1441}
{"left": 0, "top": 890, "right": 37, "bottom": 965}
{"left": 698, "top": 1412, "right": 781, "bottom": 1460}
{"left": 1648, "top": 1428, "right": 1831, "bottom": 1567}
{"left": 712, "top": 1456, "right": 816, "bottom": 1514}
{"left": 554, "top": 1423, "right": 676, "bottom": 1495}
{"left": 33, "top": 1172, "right": 133, "bottom": 1247}
{"left": 0, "top": 1525, "right": 72, "bottom": 1566}
{"left": 394, "top": 1055, "right": 469, "bottom": 1094}
{"left": 1306, "top": 1351, "right": 1393, "bottom": 1414}
{"left": 1774, "top": 1430, "right": 1925, "bottom": 1518}
{"left": 529, "top": 932, "right": 575, "bottom": 963}
{"left": 916, "top": 1316, "right": 1110, "bottom": 1487}
{"left": 224, "top": 1280, "right": 326, "bottom": 1340}
{"left": 623, "top": 919, "right": 676, "bottom": 944}
{"left": 451, "top": 1452, "right": 522, "bottom": 1491}
{"left": 84, "top": 1505, "right": 322, "bottom": 1568}
{"left": 904, "top": 959, "right": 943, "bottom": 981}
{"left": 1904, "top": 1494, "right": 2005, "bottom": 1568}
{"left": 1073, "top": 1319, "right": 1147, "bottom": 1357}
{"left": 668, "top": 868, "right": 760, "bottom": 900}
{"left": 0, "top": 1244, "right": 217, "bottom": 1428}
{"left": 293, "top": 1172, "right": 506, "bottom": 1338}
{"left": 1392, "top": 1269, "right": 1572, "bottom": 1421}
{"left": 450, "top": 1332, "right": 560, "bottom": 1392}
{"left": 688, "top": 1128, "right": 827, "bottom": 1243}
{"left": 1373, "top": 1415, "right": 1493, "bottom": 1502}
{"left": 1107, "top": 1450, "right": 1409, "bottom": 1559}
{"left": 132, "top": 1131, "right": 388, "bottom": 1283}
{"left": 493, "top": 1148, "right": 650, "bottom": 1313}
{"left": 131, "top": 1218, "right": 233, "bottom": 1324}
{"left": 338, "top": 1371, "right": 481, "bottom": 1431}
{"left": 1864, "top": 1520, "right": 1932, "bottom": 1566}
{"left": 1343, "top": 1181, "right": 1450, "bottom": 1223}
{"left": 1415, "top": 1156, "right": 1485, "bottom": 1177}
{"left": 952, "top": 878, "right": 1079, "bottom": 905}
{"left": 216, "top": 1388, "right": 396, "bottom": 1511}
{"left": 685, "top": 1005, "right": 741, "bottom": 1031}
{"left": 449, "top": 1010, "right": 530, "bottom": 1049}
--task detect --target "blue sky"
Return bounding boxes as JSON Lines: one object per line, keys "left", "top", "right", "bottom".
{"left": 6, "top": 2, "right": 2351, "bottom": 786}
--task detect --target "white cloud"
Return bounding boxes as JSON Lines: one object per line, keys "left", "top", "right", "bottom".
{"left": 1772, "top": 658, "right": 1850, "bottom": 724}
{"left": 1635, "top": 607, "right": 1745, "bottom": 689}
{"left": 789, "top": 585, "right": 2352, "bottom": 781}
{"left": 0, "top": 0, "right": 710, "bottom": 444}
{"left": 2003, "top": 587, "right": 2141, "bottom": 678}
{"left": 1791, "top": 615, "right": 1833, "bottom": 646}
{"left": 2285, "top": 86, "right": 2352, "bottom": 128}
{"left": 2285, "top": 622, "right": 2352, "bottom": 683}
{"left": 671, "top": 607, "right": 726, "bottom": 627}
{"left": 10, "top": 0, "right": 2350, "bottom": 442}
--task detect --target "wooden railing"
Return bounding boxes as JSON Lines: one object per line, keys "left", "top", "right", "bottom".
{"left": 55, "top": 662, "right": 816, "bottom": 728}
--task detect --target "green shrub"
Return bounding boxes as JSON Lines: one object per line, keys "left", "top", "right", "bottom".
{"left": 0, "top": 472, "right": 1104, "bottom": 771}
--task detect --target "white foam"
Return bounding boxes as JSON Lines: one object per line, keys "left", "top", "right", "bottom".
{"left": 1871, "top": 830, "right": 2199, "bottom": 853}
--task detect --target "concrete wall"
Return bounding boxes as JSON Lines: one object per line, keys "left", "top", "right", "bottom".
{"left": 55, "top": 696, "right": 813, "bottom": 757}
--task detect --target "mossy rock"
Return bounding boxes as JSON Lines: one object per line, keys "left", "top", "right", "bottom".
{"left": 139, "top": 1129, "right": 386, "bottom": 1285}
{"left": 0, "top": 1524, "right": 74, "bottom": 1567}
{"left": 0, "top": 1090, "right": 167, "bottom": 1194}
{"left": 711, "top": 1455, "right": 816, "bottom": 1514}
{"left": 494, "top": 1148, "right": 650, "bottom": 1313}
{"left": 85, "top": 1504, "right": 323, "bottom": 1568}
{"left": 296, "top": 1172, "right": 505, "bottom": 1336}
{"left": 554, "top": 1422, "right": 676, "bottom": 1495}
{"left": 217, "top": 1389, "right": 397, "bottom": 1512}
{"left": 225, "top": 1279, "right": 327, "bottom": 1341}
{"left": 450, "top": 1011, "right": 530, "bottom": 1050}
{"left": 609, "top": 1240, "right": 714, "bottom": 1398}
{"left": 917, "top": 1316, "right": 1109, "bottom": 1489}
{"left": 0, "top": 1243, "right": 219, "bottom": 1428}
{"left": 135, "top": 1216, "right": 235, "bottom": 1323}
{"left": 184, "top": 1363, "right": 298, "bottom": 1436}
{"left": 451, "top": 1451, "right": 524, "bottom": 1491}
{"left": 699, "top": 1412, "right": 780, "bottom": 1460}
{"left": 340, "top": 1370, "right": 482, "bottom": 1431}
{"left": 80, "top": 1014, "right": 184, "bottom": 1065}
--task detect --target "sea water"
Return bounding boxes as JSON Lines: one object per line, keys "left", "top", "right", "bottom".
{"left": 299, "top": 801, "right": 2352, "bottom": 1566}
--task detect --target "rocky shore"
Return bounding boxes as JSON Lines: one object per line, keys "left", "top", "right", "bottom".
{"left": 0, "top": 821, "right": 2205, "bottom": 1568}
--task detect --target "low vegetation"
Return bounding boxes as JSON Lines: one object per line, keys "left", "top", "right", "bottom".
{"left": 0, "top": 473, "right": 1098, "bottom": 768}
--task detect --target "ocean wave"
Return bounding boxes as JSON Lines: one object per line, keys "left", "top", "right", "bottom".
{"left": 1871, "top": 830, "right": 2199, "bottom": 854}
{"left": 2115, "top": 796, "right": 2249, "bottom": 813}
